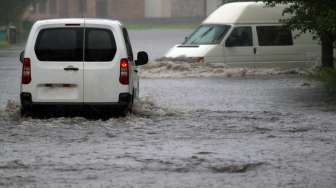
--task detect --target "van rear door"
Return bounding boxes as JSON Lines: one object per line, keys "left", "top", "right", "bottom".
{"left": 32, "top": 26, "right": 84, "bottom": 103}
{"left": 83, "top": 23, "right": 122, "bottom": 103}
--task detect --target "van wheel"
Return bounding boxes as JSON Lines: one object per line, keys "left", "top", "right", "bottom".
{"left": 128, "top": 90, "right": 135, "bottom": 113}
{"left": 118, "top": 107, "right": 128, "bottom": 117}
{"left": 20, "top": 106, "right": 32, "bottom": 117}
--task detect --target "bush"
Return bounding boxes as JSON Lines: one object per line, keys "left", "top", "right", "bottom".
{"left": 309, "top": 68, "right": 336, "bottom": 94}
{"left": 0, "top": 41, "right": 10, "bottom": 48}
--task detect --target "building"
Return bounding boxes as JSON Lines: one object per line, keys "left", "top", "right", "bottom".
{"left": 26, "top": 0, "right": 145, "bottom": 21}
{"left": 25, "top": 0, "right": 225, "bottom": 21}
{"left": 144, "top": 0, "right": 205, "bottom": 18}
{"left": 145, "top": 0, "right": 225, "bottom": 18}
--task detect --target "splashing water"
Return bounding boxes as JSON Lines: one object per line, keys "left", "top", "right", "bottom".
{"left": 132, "top": 97, "right": 179, "bottom": 117}
{"left": 0, "top": 100, "right": 21, "bottom": 122}
{"left": 140, "top": 61, "right": 306, "bottom": 78}
{"left": 0, "top": 97, "right": 177, "bottom": 124}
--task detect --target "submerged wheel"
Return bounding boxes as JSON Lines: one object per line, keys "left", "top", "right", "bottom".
{"left": 128, "top": 89, "right": 137, "bottom": 114}
{"left": 117, "top": 93, "right": 134, "bottom": 117}
{"left": 20, "top": 106, "right": 32, "bottom": 117}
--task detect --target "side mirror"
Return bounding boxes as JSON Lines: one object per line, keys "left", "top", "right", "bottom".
{"left": 135, "top": 51, "right": 148, "bottom": 66}
{"left": 19, "top": 51, "right": 24, "bottom": 63}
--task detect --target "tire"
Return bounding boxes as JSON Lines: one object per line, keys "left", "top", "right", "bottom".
{"left": 118, "top": 95, "right": 134, "bottom": 117}
{"left": 128, "top": 90, "right": 135, "bottom": 114}
{"left": 118, "top": 107, "right": 129, "bottom": 117}
{"left": 20, "top": 106, "right": 32, "bottom": 117}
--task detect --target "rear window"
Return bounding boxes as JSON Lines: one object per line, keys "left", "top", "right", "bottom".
{"left": 85, "top": 28, "right": 117, "bottom": 62}
{"left": 257, "top": 26, "right": 293, "bottom": 46}
{"left": 35, "top": 28, "right": 84, "bottom": 61}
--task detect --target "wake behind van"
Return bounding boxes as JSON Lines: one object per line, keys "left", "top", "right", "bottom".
{"left": 165, "top": 2, "right": 321, "bottom": 68}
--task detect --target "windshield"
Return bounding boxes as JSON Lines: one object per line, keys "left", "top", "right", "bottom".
{"left": 183, "top": 25, "right": 231, "bottom": 45}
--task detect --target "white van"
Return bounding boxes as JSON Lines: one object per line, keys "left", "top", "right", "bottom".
{"left": 19, "top": 18, "right": 148, "bottom": 116}
{"left": 165, "top": 2, "right": 320, "bottom": 67}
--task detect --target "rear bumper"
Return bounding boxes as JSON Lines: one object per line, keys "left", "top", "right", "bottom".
{"left": 20, "top": 92, "right": 132, "bottom": 109}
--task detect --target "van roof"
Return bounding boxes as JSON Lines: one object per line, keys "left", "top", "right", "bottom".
{"left": 203, "top": 2, "right": 289, "bottom": 25}
{"left": 34, "top": 18, "right": 123, "bottom": 27}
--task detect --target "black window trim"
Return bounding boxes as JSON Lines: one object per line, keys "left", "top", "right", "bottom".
{"left": 256, "top": 25, "right": 294, "bottom": 46}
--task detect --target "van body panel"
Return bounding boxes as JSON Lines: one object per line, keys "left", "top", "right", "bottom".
{"left": 32, "top": 62, "right": 84, "bottom": 102}
{"left": 83, "top": 59, "right": 128, "bottom": 103}
{"left": 223, "top": 46, "right": 255, "bottom": 65}
{"left": 165, "top": 45, "right": 216, "bottom": 58}
{"left": 203, "top": 2, "right": 288, "bottom": 25}
{"left": 164, "top": 2, "right": 321, "bottom": 67}
{"left": 203, "top": 45, "right": 225, "bottom": 64}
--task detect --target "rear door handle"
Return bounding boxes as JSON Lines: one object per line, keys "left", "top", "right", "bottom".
{"left": 64, "top": 66, "right": 79, "bottom": 71}
{"left": 134, "top": 70, "right": 138, "bottom": 73}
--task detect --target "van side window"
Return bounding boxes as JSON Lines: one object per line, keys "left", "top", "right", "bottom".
{"left": 257, "top": 26, "right": 293, "bottom": 46}
{"left": 122, "top": 28, "right": 134, "bottom": 61}
{"left": 226, "top": 27, "right": 253, "bottom": 47}
{"left": 85, "top": 28, "right": 117, "bottom": 62}
{"left": 35, "top": 28, "right": 84, "bottom": 62}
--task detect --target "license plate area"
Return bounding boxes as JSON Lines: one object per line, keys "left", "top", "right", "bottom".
{"left": 43, "top": 84, "right": 76, "bottom": 88}
{"left": 36, "top": 84, "right": 79, "bottom": 101}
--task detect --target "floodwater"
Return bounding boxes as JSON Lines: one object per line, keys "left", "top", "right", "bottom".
{"left": 0, "top": 29, "right": 335, "bottom": 188}
{"left": 129, "top": 29, "right": 192, "bottom": 59}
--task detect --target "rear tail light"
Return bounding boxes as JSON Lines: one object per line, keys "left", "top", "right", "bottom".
{"left": 119, "top": 58, "right": 129, "bottom": 85}
{"left": 22, "top": 58, "right": 31, "bottom": 84}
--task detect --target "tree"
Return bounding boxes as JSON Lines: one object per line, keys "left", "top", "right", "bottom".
{"left": 263, "top": 0, "right": 336, "bottom": 68}
{"left": 0, "top": 0, "right": 35, "bottom": 26}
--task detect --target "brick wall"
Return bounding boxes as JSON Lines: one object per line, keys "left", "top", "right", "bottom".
{"left": 26, "top": 0, "right": 145, "bottom": 21}
{"left": 86, "top": 0, "right": 97, "bottom": 17}
{"left": 68, "top": 0, "right": 80, "bottom": 17}
{"left": 171, "top": 0, "right": 206, "bottom": 18}
{"left": 108, "top": 0, "right": 145, "bottom": 20}
{"left": 58, "top": 0, "right": 68, "bottom": 17}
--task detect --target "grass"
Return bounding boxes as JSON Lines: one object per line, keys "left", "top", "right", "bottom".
{"left": 0, "top": 41, "right": 10, "bottom": 49}
{"left": 125, "top": 22, "right": 199, "bottom": 30}
{"left": 307, "top": 66, "right": 336, "bottom": 94}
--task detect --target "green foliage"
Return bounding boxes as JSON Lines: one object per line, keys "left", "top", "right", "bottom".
{"left": 0, "top": 0, "right": 36, "bottom": 26}
{"left": 263, "top": 0, "right": 336, "bottom": 36}
{"left": 263, "top": 0, "right": 336, "bottom": 68}
{"left": 0, "top": 41, "right": 10, "bottom": 49}
{"left": 309, "top": 68, "right": 336, "bottom": 93}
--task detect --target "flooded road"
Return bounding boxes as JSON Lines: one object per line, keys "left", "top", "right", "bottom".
{"left": 0, "top": 29, "right": 335, "bottom": 188}
{"left": 129, "top": 29, "right": 192, "bottom": 59}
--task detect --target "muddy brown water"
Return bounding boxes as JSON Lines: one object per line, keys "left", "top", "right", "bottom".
{"left": 0, "top": 29, "right": 335, "bottom": 187}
